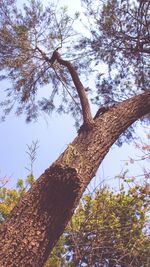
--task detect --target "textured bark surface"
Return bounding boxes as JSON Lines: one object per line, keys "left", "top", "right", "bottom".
{"left": 0, "top": 90, "right": 150, "bottom": 266}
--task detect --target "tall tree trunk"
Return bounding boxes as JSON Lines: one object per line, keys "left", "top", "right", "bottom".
{"left": 0, "top": 90, "right": 150, "bottom": 266}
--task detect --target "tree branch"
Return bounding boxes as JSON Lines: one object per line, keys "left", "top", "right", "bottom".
{"left": 53, "top": 50, "right": 94, "bottom": 128}
{"left": 36, "top": 46, "right": 94, "bottom": 129}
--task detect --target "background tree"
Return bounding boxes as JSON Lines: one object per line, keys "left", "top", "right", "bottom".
{"left": 61, "top": 185, "right": 150, "bottom": 267}
{"left": 0, "top": 175, "right": 34, "bottom": 222}
{"left": 0, "top": 0, "right": 150, "bottom": 265}
{"left": 1, "top": 180, "right": 149, "bottom": 267}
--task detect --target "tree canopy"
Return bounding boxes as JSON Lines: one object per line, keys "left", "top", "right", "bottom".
{"left": 60, "top": 185, "right": 150, "bottom": 267}
{"left": 0, "top": 0, "right": 81, "bottom": 123}
{"left": 0, "top": 0, "right": 149, "bottom": 129}
{"left": 77, "top": 0, "right": 150, "bottom": 104}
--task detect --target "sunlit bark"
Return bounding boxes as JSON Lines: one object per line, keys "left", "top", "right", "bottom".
{"left": 0, "top": 89, "right": 150, "bottom": 266}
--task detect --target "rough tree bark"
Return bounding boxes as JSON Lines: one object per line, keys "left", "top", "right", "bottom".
{"left": 0, "top": 89, "right": 150, "bottom": 266}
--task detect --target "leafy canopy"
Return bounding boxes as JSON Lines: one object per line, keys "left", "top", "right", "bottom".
{"left": 61, "top": 186, "right": 149, "bottom": 266}
{"left": 78, "top": 0, "right": 150, "bottom": 106}
{"left": 0, "top": 174, "right": 35, "bottom": 222}
{"left": 0, "top": 0, "right": 81, "bottom": 123}
{"left": 0, "top": 0, "right": 149, "bottom": 132}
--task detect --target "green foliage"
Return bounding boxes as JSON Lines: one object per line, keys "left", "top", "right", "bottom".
{"left": 0, "top": 0, "right": 81, "bottom": 123}
{"left": 0, "top": 177, "right": 149, "bottom": 263}
{"left": 44, "top": 185, "right": 150, "bottom": 266}
{"left": 0, "top": 0, "right": 149, "bottom": 130}
{"left": 79, "top": 0, "right": 150, "bottom": 102}
{"left": 0, "top": 177, "right": 149, "bottom": 266}
{"left": 0, "top": 176, "right": 35, "bottom": 222}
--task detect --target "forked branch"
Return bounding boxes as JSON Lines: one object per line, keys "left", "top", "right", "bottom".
{"left": 36, "top": 47, "right": 94, "bottom": 129}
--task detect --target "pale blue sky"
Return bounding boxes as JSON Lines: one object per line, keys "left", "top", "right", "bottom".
{"left": 0, "top": 0, "right": 148, "bottom": 190}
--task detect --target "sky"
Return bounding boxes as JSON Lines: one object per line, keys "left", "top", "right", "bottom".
{"left": 0, "top": 0, "right": 148, "bottom": 190}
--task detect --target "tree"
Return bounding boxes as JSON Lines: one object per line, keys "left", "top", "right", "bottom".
{"left": 1, "top": 180, "right": 149, "bottom": 266}
{"left": 0, "top": 175, "right": 35, "bottom": 222}
{"left": 0, "top": 0, "right": 83, "bottom": 125}
{"left": 78, "top": 0, "right": 150, "bottom": 104}
{"left": 0, "top": 0, "right": 150, "bottom": 265}
{"left": 52, "top": 186, "right": 149, "bottom": 267}
{"left": 1, "top": 166, "right": 149, "bottom": 267}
